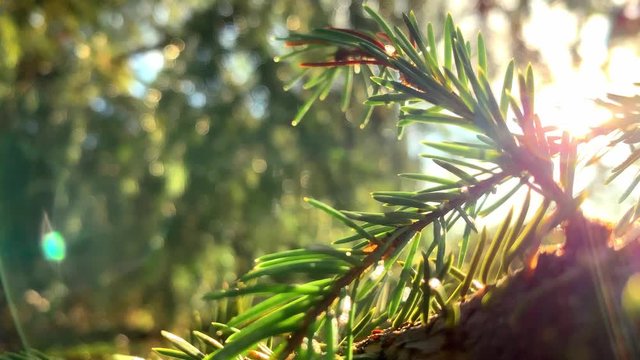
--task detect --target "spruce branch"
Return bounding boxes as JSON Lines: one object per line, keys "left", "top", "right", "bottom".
{"left": 154, "top": 9, "right": 640, "bottom": 360}
{"left": 207, "top": 9, "right": 575, "bottom": 359}
{"left": 279, "top": 172, "right": 510, "bottom": 359}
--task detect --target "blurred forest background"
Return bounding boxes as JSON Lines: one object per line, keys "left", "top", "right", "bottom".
{"left": 0, "top": 0, "right": 639, "bottom": 358}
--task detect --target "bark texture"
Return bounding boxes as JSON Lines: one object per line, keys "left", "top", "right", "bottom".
{"left": 356, "top": 220, "right": 640, "bottom": 360}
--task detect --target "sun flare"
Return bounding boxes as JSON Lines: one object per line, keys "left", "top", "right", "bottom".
{"left": 535, "top": 81, "right": 613, "bottom": 138}
{"left": 522, "top": 1, "right": 640, "bottom": 138}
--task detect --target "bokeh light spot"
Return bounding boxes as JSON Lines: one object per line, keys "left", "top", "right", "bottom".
{"left": 286, "top": 15, "right": 300, "bottom": 30}
{"left": 622, "top": 272, "right": 640, "bottom": 317}
{"left": 41, "top": 231, "right": 66, "bottom": 262}
{"left": 251, "top": 158, "right": 267, "bottom": 173}
{"left": 195, "top": 117, "right": 210, "bottom": 135}
{"left": 163, "top": 44, "right": 181, "bottom": 60}
{"left": 75, "top": 44, "right": 91, "bottom": 59}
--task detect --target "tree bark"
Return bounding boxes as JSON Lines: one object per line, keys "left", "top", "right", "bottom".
{"left": 355, "top": 221, "right": 640, "bottom": 360}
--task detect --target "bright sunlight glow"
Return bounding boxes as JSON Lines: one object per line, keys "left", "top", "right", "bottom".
{"left": 519, "top": 1, "right": 640, "bottom": 224}
{"left": 522, "top": 2, "right": 640, "bottom": 138}
{"left": 475, "top": 0, "right": 640, "bottom": 224}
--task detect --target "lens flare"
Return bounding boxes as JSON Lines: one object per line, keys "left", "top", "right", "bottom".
{"left": 41, "top": 231, "right": 66, "bottom": 262}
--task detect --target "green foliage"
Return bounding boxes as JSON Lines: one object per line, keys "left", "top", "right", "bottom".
{"left": 1, "top": 1, "right": 415, "bottom": 352}
{"left": 0, "top": 349, "right": 56, "bottom": 360}
{"left": 154, "top": 6, "right": 619, "bottom": 359}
